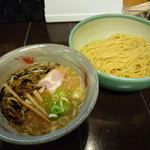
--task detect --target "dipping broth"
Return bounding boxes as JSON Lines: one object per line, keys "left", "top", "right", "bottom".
{"left": 0, "top": 62, "right": 86, "bottom": 135}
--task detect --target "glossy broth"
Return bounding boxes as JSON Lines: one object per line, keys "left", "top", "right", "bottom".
{"left": 0, "top": 62, "right": 85, "bottom": 135}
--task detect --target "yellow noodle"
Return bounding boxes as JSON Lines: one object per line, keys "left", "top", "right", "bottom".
{"left": 80, "top": 33, "right": 150, "bottom": 78}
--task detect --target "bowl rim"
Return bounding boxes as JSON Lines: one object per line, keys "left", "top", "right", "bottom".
{"left": 97, "top": 70, "right": 150, "bottom": 81}
{"left": 69, "top": 13, "right": 150, "bottom": 81}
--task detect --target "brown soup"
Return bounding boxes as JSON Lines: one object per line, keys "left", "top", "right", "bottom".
{"left": 0, "top": 62, "right": 85, "bottom": 135}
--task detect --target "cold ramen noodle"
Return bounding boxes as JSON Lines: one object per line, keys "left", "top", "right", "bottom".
{"left": 80, "top": 34, "right": 150, "bottom": 78}
{"left": 0, "top": 62, "right": 86, "bottom": 135}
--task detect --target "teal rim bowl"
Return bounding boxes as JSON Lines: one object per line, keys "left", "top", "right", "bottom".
{"left": 69, "top": 13, "right": 150, "bottom": 92}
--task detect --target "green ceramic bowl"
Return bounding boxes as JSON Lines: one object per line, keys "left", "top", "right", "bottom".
{"left": 69, "top": 13, "right": 150, "bottom": 92}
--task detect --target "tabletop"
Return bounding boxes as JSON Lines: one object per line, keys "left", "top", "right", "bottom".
{"left": 0, "top": 19, "right": 150, "bottom": 150}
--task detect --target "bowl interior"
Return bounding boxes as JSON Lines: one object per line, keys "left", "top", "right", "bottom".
{"left": 69, "top": 14, "right": 150, "bottom": 50}
{"left": 0, "top": 44, "right": 99, "bottom": 144}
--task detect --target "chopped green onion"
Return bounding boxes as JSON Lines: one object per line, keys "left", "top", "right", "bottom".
{"left": 53, "top": 95, "right": 59, "bottom": 100}
{"left": 46, "top": 87, "right": 74, "bottom": 119}
{"left": 58, "top": 91, "right": 65, "bottom": 97}
{"left": 50, "top": 102, "right": 68, "bottom": 116}
{"left": 48, "top": 114, "right": 58, "bottom": 119}
{"left": 60, "top": 100, "right": 64, "bottom": 112}
{"left": 51, "top": 104, "right": 61, "bottom": 114}
{"left": 43, "top": 96, "right": 51, "bottom": 102}
{"left": 61, "top": 96, "right": 69, "bottom": 102}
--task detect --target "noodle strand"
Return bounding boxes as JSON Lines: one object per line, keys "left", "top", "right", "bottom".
{"left": 80, "top": 33, "right": 150, "bottom": 78}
